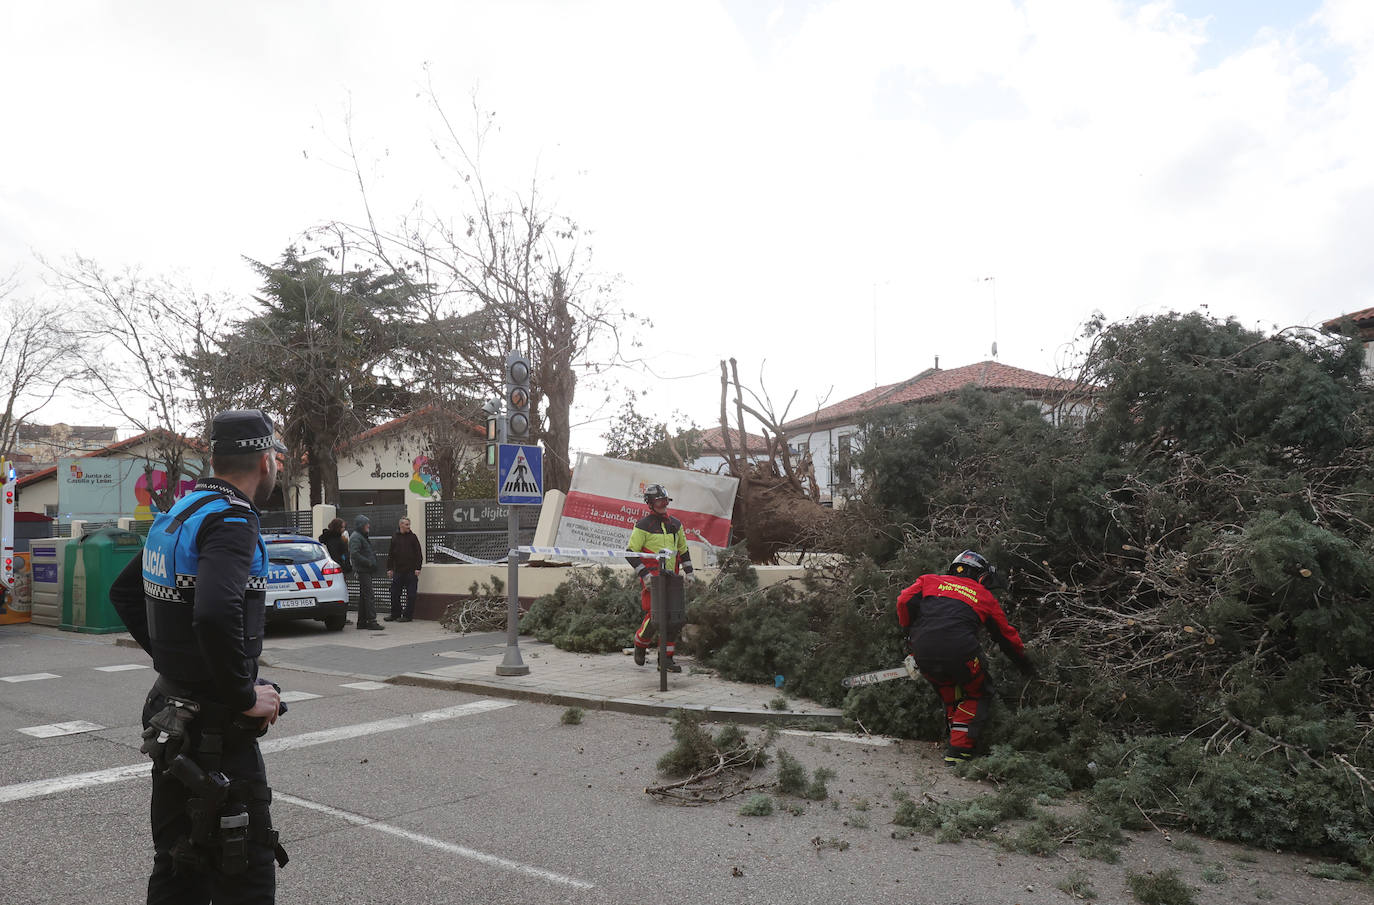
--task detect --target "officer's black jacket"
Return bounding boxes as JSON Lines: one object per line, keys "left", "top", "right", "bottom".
{"left": 110, "top": 477, "right": 263, "bottom": 713}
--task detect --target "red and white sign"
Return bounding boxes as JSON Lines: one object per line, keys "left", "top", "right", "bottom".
{"left": 555, "top": 454, "right": 739, "bottom": 564}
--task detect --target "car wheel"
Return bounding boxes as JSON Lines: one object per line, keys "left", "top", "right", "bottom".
{"left": 323, "top": 613, "right": 347, "bottom": 631}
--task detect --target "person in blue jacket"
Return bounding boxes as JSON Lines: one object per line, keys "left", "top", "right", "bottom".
{"left": 111, "top": 410, "right": 289, "bottom": 904}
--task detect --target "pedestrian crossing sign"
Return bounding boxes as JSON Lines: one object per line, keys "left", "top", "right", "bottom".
{"left": 497, "top": 444, "right": 543, "bottom": 504}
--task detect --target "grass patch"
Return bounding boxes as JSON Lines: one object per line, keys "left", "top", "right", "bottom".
{"left": 768, "top": 696, "right": 788, "bottom": 710}
{"left": 1305, "top": 862, "right": 1365, "bottom": 881}
{"left": 1126, "top": 869, "right": 1198, "bottom": 905}
{"left": 1055, "top": 870, "right": 1097, "bottom": 899}
{"left": 560, "top": 707, "right": 584, "bottom": 725}
{"left": 1200, "top": 863, "right": 1227, "bottom": 884}
{"left": 775, "top": 750, "right": 836, "bottom": 800}
{"left": 738, "top": 794, "right": 773, "bottom": 817}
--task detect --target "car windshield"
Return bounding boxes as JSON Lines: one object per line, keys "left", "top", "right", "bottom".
{"left": 267, "top": 542, "right": 326, "bottom": 565}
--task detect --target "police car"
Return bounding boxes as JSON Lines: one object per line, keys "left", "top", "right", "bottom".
{"left": 262, "top": 532, "right": 349, "bottom": 631}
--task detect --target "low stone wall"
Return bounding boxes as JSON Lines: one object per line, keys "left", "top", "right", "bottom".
{"left": 412, "top": 562, "right": 810, "bottom": 621}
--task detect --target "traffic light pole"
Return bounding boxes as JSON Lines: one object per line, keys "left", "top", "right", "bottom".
{"left": 496, "top": 356, "right": 530, "bottom": 677}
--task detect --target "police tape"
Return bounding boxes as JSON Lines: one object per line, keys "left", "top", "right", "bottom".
{"left": 518, "top": 546, "right": 670, "bottom": 560}
{"left": 430, "top": 544, "right": 669, "bottom": 565}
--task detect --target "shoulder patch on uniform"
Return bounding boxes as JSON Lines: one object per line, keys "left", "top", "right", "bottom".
{"left": 223, "top": 517, "right": 248, "bottom": 524}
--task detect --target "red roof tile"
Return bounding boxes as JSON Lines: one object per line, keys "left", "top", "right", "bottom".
{"left": 698, "top": 426, "right": 771, "bottom": 455}
{"left": 338, "top": 405, "right": 483, "bottom": 451}
{"left": 1322, "top": 308, "right": 1374, "bottom": 333}
{"left": 783, "top": 360, "right": 1081, "bottom": 431}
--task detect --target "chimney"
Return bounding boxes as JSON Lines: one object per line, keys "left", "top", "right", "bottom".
{"left": 934, "top": 355, "right": 939, "bottom": 370}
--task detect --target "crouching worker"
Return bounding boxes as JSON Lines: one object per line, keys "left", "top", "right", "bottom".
{"left": 625, "top": 483, "right": 694, "bottom": 672}
{"left": 896, "top": 550, "right": 1035, "bottom": 765}
{"left": 110, "top": 410, "right": 290, "bottom": 904}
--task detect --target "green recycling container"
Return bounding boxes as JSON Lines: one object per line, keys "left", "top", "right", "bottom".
{"left": 60, "top": 527, "right": 144, "bottom": 634}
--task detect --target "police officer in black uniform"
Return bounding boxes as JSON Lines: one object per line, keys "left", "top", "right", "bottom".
{"left": 111, "top": 410, "right": 289, "bottom": 905}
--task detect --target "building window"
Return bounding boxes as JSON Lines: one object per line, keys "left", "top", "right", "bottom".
{"left": 45, "top": 504, "right": 59, "bottom": 518}
{"left": 836, "top": 434, "right": 852, "bottom": 486}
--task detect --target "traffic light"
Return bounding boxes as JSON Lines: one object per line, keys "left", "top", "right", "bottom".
{"left": 482, "top": 399, "right": 500, "bottom": 467}
{"left": 504, "top": 351, "right": 532, "bottom": 442}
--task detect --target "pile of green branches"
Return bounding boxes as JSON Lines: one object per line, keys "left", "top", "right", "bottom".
{"left": 684, "top": 314, "right": 1374, "bottom": 868}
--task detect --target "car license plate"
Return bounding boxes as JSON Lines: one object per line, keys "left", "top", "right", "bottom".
{"left": 277, "top": 598, "right": 316, "bottom": 610}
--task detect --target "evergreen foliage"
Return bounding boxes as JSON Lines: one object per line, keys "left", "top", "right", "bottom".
{"left": 520, "top": 567, "right": 641, "bottom": 653}
{"left": 683, "top": 313, "right": 1374, "bottom": 867}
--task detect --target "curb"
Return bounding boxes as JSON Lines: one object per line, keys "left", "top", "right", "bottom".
{"left": 387, "top": 672, "right": 848, "bottom": 728}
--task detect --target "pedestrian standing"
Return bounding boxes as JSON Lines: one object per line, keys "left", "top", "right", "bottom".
{"left": 896, "top": 550, "right": 1036, "bottom": 765}
{"left": 109, "top": 409, "right": 289, "bottom": 903}
{"left": 624, "top": 484, "right": 695, "bottom": 672}
{"left": 348, "top": 515, "right": 382, "bottom": 629}
{"left": 385, "top": 517, "right": 423, "bottom": 622}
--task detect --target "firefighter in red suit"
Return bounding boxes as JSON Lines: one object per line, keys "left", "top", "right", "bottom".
{"left": 896, "top": 550, "right": 1035, "bottom": 764}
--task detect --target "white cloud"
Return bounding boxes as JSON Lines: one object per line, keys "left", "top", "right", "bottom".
{"left": 2, "top": 0, "right": 1370, "bottom": 452}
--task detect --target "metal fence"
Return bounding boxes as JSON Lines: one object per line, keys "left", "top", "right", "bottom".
{"left": 424, "top": 499, "right": 538, "bottom": 564}
{"left": 337, "top": 504, "right": 409, "bottom": 563}
{"left": 259, "top": 509, "right": 312, "bottom": 534}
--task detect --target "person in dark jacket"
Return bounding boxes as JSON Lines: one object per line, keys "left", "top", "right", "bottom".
{"left": 348, "top": 515, "right": 383, "bottom": 630}
{"left": 318, "top": 518, "right": 349, "bottom": 573}
{"left": 896, "top": 550, "right": 1035, "bottom": 764}
{"left": 109, "top": 409, "right": 288, "bottom": 902}
{"left": 385, "top": 517, "right": 423, "bottom": 622}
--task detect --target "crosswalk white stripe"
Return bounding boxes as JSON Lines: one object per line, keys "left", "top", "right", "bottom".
{"left": 18, "top": 720, "right": 106, "bottom": 738}
{"left": 276, "top": 792, "right": 594, "bottom": 890}
{"left": 1, "top": 672, "right": 60, "bottom": 683}
{"left": 0, "top": 699, "right": 518, "bottom": 804}
{"left": 94, "top": 664, "right": 150, "bottom": 672}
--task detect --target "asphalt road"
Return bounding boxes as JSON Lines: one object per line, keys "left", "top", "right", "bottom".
{"left": 3, "top": 626, "right": 1368, "bottom": 905}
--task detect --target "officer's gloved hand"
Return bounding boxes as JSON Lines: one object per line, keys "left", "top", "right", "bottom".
{"left": 682, "top": 569, "right": 696, "bottom": 585}
{"left": 1015, "top": 653, "right": 1038, "bottom": 679}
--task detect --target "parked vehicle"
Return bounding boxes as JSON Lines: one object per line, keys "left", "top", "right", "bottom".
{"left": 262, "top": 532, "right": 349, "bottom": 631}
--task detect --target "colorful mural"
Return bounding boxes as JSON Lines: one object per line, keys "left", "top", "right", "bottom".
{"left": 409, "top": 454, "right": 441, "bottom": 498}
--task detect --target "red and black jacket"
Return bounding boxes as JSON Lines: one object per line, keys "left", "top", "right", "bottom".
{"left": 896, "top": 573, "right": 1026, "bottom": 665}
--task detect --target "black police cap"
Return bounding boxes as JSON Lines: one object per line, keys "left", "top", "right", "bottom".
{"left": 211, "top": 410, "right": 287, "bottom": 455}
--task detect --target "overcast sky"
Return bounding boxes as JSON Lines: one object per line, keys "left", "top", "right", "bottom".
{"left": 3, "top": 0, "right": 1372, "bottom": 454}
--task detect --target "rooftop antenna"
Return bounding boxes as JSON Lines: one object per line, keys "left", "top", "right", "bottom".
{"left": 982, "top": 276, "right": 999, "bottom": 359}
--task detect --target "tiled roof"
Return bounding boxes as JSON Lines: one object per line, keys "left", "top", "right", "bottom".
{"left": 1322, "top": 308, "right": 1374, "bottom": 331}
{"left": 783, "top": 360, "right": 1080, "bottom": 432}
{"left": 698, "top": 426, "right": 771, "bottom": 455}
{"left": 339, "top": 405, "right": 483, "bottom": 451}
{"left": 15, "top": 423, "right": 120, "bottom": 443}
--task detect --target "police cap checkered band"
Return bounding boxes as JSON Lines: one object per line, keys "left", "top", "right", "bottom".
{"left": 211, "top": 409, "right": 287, "bottom": 455}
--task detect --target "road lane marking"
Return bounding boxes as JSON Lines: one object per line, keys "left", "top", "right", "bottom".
{"left": 0, "top": 699, "right": 519, "bottom": 804}
{"left": 18, "top": 720, "right": 106, "bottom": 738}
{"left": 94, "top": 664, "right": 150, "bottom": 672}
{"left": 2, "top": 673, "right": 60, "bottom": 683}
{"left": 279, "top": 690, "right": 321, "bottom": 703}
{"left": 276, "top": 792, "right": 594, "bottom": 890}
{"left": 340, "top": 681, "right": 388, "bottom": 691}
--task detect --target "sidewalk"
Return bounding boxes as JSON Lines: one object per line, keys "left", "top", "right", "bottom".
{"left": 105, "top": 618, "right": 847, "bottom": 728}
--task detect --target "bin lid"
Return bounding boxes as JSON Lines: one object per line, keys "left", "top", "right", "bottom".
{"left": 81, "top": 527, "right": 145, "bottom": 550}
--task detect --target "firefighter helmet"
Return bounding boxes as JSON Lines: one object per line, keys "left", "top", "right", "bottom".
{"left": 643, "top": 484, "right": 671, "bottom": 504}
{"left": 951, "top": 550, "right": 992, "bottom": 582}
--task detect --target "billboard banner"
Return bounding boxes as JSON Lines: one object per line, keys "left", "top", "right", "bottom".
{"left": 58, "top": 457, "right": 200, "bottom": 521}
{"left": 554, "top": 454, "right": 738, "bottom": 565}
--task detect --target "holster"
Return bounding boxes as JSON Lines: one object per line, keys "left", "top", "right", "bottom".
{"left": 146, "top": 680, "right": 290, "bottom": 872}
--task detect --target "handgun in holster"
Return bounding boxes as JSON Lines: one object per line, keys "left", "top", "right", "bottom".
{"left": 167, "top": 753, "right": 253, "bottom": 873}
